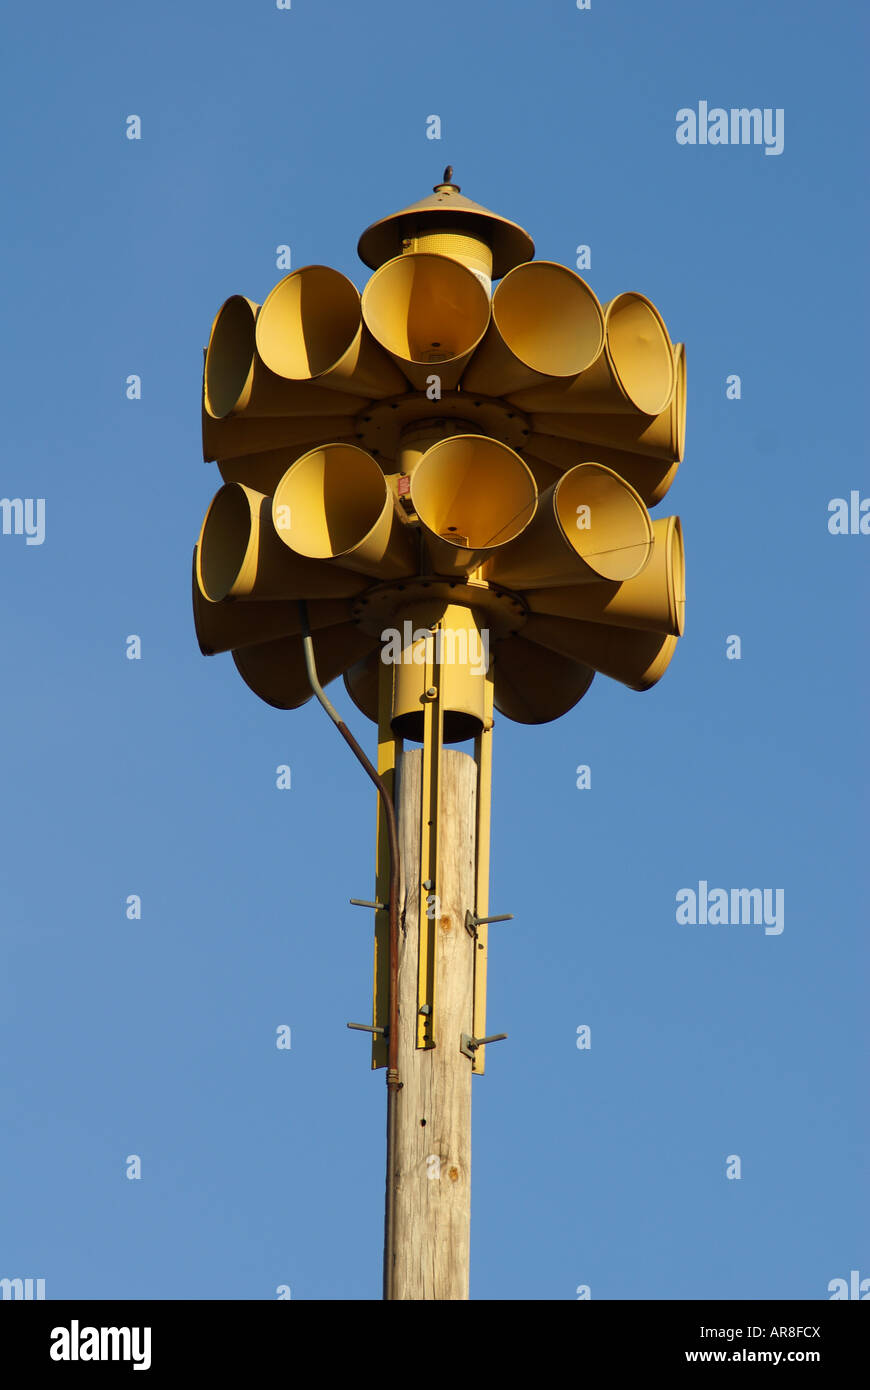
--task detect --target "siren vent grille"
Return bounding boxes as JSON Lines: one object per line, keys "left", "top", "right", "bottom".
{"left": 409, "top": 228, "right": 492, "bottom": 283}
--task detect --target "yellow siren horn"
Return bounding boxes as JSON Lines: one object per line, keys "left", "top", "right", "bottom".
{"left": 461, "top": 262, "right": 604, "bottom": 397}
{"left": 203, "top": 403, "right": 356, "bottom": 464}
{"left": 526, "top": 516, "right": 685, "bottom": 636}
{"left": 192, "top": 548, "right": 353, "bottom": 655}
{"left": 271, "top": 443, "right": 417, "bottom": 581}
{"left": 485, "top": 462, "right": 653, "bottom": 591}
{"left": 492, "top": 636, "right": 595, "bottom": 724}
{"left": 196, "top": 481, "right": 368, "bottom": 603}
{"left": 523, "top": 432, "right": 680, "bottom": 508}
{"left": 232, "top": 626, "right": 377, "bottom": 710}
{"left": 523, "top": 615, "right": 678, "bottom": 691}
{"left": 509, "top": 292, "right": 675, "bottom": 417}
{"left": 215, "top": 443, "right": 356, "bottom": 496}
{"left": 343, "top": 648, "right": 381, "bottom": 724}
{"left": 204, "top": 295, "right": 365, "bottom": 420}
{"left": 254, "top": 265, "right": 408, "bottom": 399}
{"left": 409, "top": 435, "right": 538, "bottom": 577}
{"left": 528, "top": 343, "right": 687, "bottom": 464}
{"left": 361, "top": 252, "right": 491, "bottom": 390}
{"left": 201, "top": 348, "right": 356, "bottom": 463}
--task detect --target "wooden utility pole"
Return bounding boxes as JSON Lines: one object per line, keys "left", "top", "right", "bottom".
{"left": 390, "top": 747, "right": 478, "bottom": 1300}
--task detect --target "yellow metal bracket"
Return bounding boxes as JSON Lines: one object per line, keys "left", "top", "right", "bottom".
{"left": 416, "top": 625, "right": 444, "bottom": 1048}
{"left": 470, "top": 672, "right": 494, "bottom": 1072}
{"left": 370, "top": 615, "right": 496, "bottom": 1069}
{"left": 371, "top": 651, "right": 397, "bottom": 1070}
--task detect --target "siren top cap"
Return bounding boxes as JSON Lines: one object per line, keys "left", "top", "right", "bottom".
{"left": 358, "top": 182, "right": 535, "bottom": 279}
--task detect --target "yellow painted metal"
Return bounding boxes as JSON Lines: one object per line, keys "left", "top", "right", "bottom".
{"left": 492, "top": 636, "right": 595, "bottom": 723}
{"left": 216, "top": 444, "right": 346, "bottom": 495}
{"left": 204, "top": 295, "right": 366, "bottom": 420}
{"left": 462, "top": 263, "right": 604, "bottom": 397}
{"left": 349, "top": 577, "right": 525, "bottom": 647}
{"left": 416, "top": 627, "right": 443, "bottom": 1049}
{"left": 366, "top": 597, "right": 497, "bottom": 1064}
{"left": 390, "top": 601, "right": 490, "bottom": 745}
{"left": 361, "top": 253, "right": 491, "bottom": 391}
{"left": 195, "top": 186, "right": 690, "bottom": 1125}
{"left": 410, "top": 435, "right": 537, "bottom": 577}
{"left": 192, "top": 548, "right": 353, "bottom": 654}
{"left": 357, "top": 180, "right": 534, "bottom": 280}
{"left": 485, "top": 463, "right": 653, "bottom": 591}
{"left": 526, "top": 516, "right": 685, "bottom": 636}
{"left": 355, "top": 390, "right": 529, "bottom": 461}
{"left": 522, "top": 615, "right": 678, "bottom": 691}
{"left": 271, "top": 444, "right": 417, "bottom": 580}
{"left": 404, "top": 227, "right": 494, "bottom": 292}
{"left": 524, "top": 432, "right": 680, "bottom": 508}
{"left": 396, "top": 419, "right": 479, "bottom": 479}
{"left": 523, "top": 343, "right": 686, "bottom": 463}
{"left": 196, "top": 481, "right": 368, "bottom": 602}
{"left": 203, "top": 405, "right": 357, "bottom": 464}
{"left": 517, "top": 453, "right": 565, "bottom": 495}
{"left": 509, "top": 293, "right": 674, "bottom": 417}
{"left": 255, "top": 266, "right": 407, "bottom": 400}
{"left": 201, "top": 338, "right": 358, "bottom": 463}
{"left": 344, "top": 647, "right": 381, "bottom": 723}
{"left": 470, "top": 673, "right": 494, "bottom": 1074}
{"left": 232, "top": 624, "right": 377, "bottom": 709}
{"left": 371, "top": 648, "right": 397, "bottom": 1070}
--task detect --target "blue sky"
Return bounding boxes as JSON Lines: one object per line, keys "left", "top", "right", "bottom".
{"left": 1, "top": 0, "right": 866, "bottom": 1300}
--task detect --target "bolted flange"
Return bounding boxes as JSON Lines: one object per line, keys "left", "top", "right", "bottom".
{"left": 349, "top": 576, "right": 528, "bottom": 642}
{"left": 354, "top": 391, "right": 531, "bottom": 464}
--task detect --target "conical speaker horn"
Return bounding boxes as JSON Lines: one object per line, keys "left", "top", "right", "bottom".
{"left": 523, "top": 615, "right": 678, "bottom": 691}
{"left": 526, "top": 516, "right": 685, "bottom": 636}
{"left": 460, "top": 262, "right": 604, "bottom": 396}
{"left": 485, "top": 462, "right": 652, "bottom": 591}
{"left": 232, "top": 626, "right": 378, "bottom": 710}
{"left": 197, "top": 482, "right": 368, "bottom": 602}
{"left": 492, "top": 636, "right": 595, "bottom": 724}
{"left": 272, "top": 444, "right": 417, "bottom": 580}
{"left": 519, "top": 452, "right": 564, "bottom": 494}
{"left": 526, "top": 343, "right": 686, "bottom": 463}
{"left": 410, "top": 435, "right": 538, "bottom": 577}
{"left": 508, "top": 292, "right": 675, "bottom": 417}
{"left": 524, "top": 432, "right": 680, "bottom": 508}
{"left": 216, "top": 443, "right": 354, "bottom": 495}
{"left": 344, "top": 647, "right": 382, "bottom": 723}
{"left": 203, "top": 350, "right": 357, "bottom": 462}
{"left": 254, "top": 265, "right": 408, "bottom": 399}
{"left": 192, "top": 548, "right": 354, "bottom": 655}
{"left": 204, "top": 295, "right": 366, "bottom": 419}
{"left": 203, "top": 401, "right": 356, "bottom": 463}
{"left": 361, "top": 252, "right": 491, "bottom": 390}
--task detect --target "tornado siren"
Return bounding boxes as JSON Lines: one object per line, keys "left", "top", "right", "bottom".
{"left": 190, "top": 172, "right": 689, "bottom": 1301}
{"left": 194, "top": 180, "right": 686, "bottom": 729}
